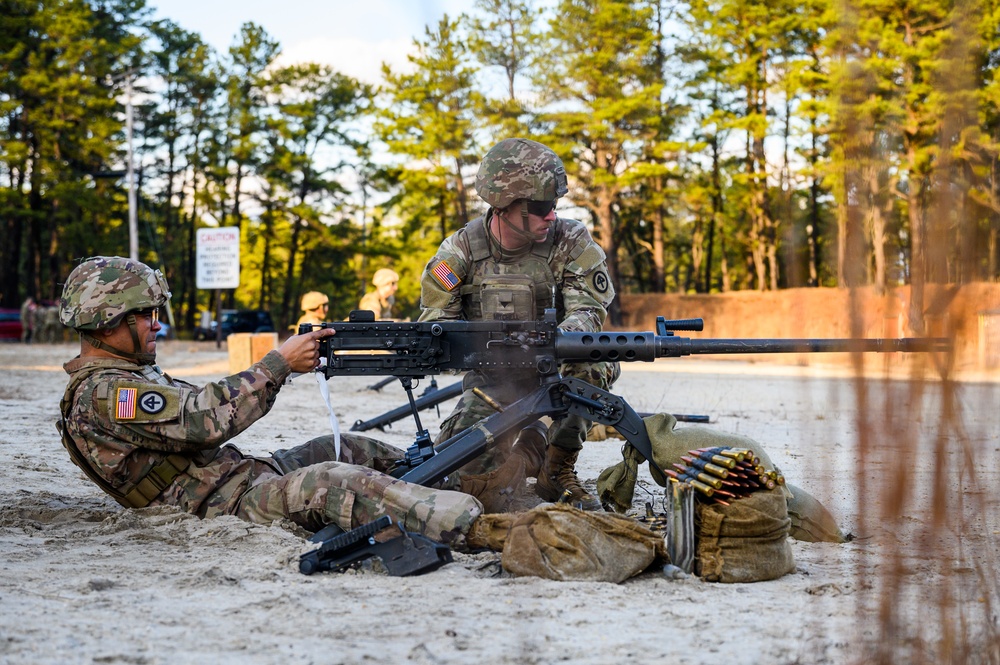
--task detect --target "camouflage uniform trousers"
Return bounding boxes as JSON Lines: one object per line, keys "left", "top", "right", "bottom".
{"left": 436, "top": 360, "right": 620, "bottom": 476}
{"left": 232, "top": 433, "right": 482, "bottom": 546}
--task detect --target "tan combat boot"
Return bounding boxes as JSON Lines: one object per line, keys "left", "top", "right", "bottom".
{"left": 535, "top": 446, "right": 603, "bottom": 511}
{"left": 459, "top": 454, "right": 528, "bottom": 513}
{"left": 510, "top": 421, "right": 548, "bottom": 478}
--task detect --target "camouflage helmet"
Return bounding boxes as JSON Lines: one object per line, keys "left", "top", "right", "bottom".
{"left": 475, "top": 138, "right": 568, "bottom": 209}
{"left": 301, "top": 291, "right": 329, "bottom": 311}
{"left": 60, "top": 256, "right": 170, "bottom": 330}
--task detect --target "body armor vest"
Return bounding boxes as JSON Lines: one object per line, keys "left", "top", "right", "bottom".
{"left": 458, "top": 218, "right": 563, "bottom": 322}
{"left": 58, "top": 362, "right": 188, "bottom": 509}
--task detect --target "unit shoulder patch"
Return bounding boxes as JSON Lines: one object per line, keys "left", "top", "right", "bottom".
{"left": 591, "top": 270, "right": 611, "bottom": 295}
{"left": 109, "top": 380, "right": 182, "bottom": 423}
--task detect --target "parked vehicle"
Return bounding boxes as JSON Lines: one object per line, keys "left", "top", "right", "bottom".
{"left": 0, "top": 308, "right": 23, "bottom": 341}
{"left": 194, "top": 310, "right": 275, "bottom": 340}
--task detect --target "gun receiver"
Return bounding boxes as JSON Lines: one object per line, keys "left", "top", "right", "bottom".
{"left": 301, "top": 311, "right": 948, "bottom": 493}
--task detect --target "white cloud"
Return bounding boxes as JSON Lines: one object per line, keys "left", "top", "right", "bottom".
{"left": 150, "top": 0, "right": 470, "bottom": 86}
{"left": 276, "top": 36, "right": 416, "bottom": 84}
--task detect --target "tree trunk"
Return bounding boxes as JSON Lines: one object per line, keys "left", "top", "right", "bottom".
{"left": 453, "top": 156, "right": 469, "bottom": 226}
{"left": 906, "top": 173, "right": 926, "bottom": 334}
{"left": 705, "top": 135, "right": 720, "bottom": 293}
{"left": 590, "top": 142, "right": 621, "bottom": 323}
{"left": 808, "top": 125, "right": 820, "bottom": 287}
{"left": 282, "top": 214, "right": 303, "bottom": 327}
{"left": 652, "top": 177, "right": 665, "bottom": 293}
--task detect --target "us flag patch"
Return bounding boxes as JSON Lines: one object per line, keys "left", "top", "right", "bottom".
{"left": 116, "top": 388, "right": 137, "bottom": 420}
{"left": 431, "top": 260, "right": 460, "bottom": 291}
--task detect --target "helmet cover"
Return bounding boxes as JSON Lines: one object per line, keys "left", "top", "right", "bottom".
{"left": 475, "top": 138, "right": 568, "bottom": 209}
{"left": 60, "top": 256, "right": 170, "bottom": 330}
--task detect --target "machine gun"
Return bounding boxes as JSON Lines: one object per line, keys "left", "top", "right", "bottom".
{"left": 302, "top": 310, "right": 946, "bottom": 488}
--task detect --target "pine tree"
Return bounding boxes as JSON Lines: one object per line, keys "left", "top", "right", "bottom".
{"left": 465, "top": 0, "right": 542, "bottom": 137}
{"left": 145, "top": 20, "right": 220, "bottom": 325}
{"left": 259, "top": 63, "right": 369, "bottom": 326}
{"left": 0, "top": 0, "right": 146, "bottom": 304}
{"left": 376, "top": 15, "right": 483, "bottom": 246}
{"left": 535, "top": 0, "right": 663, "bottom": 321}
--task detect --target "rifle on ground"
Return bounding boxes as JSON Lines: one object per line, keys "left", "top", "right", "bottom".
{"left": 365, "top": 376, "right": 397, "bottom": 392}
{"left": 299, "top": 515, "right": 453, "bottom": 576}
{"left": 302, "top": 310, "right": 947, "bottom": 487}
{"left": 350, "top": 379, "right": 710, "bottom": 432}
{"left": 351, "top": 379, "right": 462, "bottom": 432}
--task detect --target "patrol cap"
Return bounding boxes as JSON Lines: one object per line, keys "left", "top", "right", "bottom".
{"left": 301, "top": 291, "right": 329, "bottom": 311}
{"left": 475, "top": 138, "right": 569, "bottom": 209}
{"left": 59, "top": 256, "right": 170, "bottom": 330}
{"left": 372, "top": 269, "right": 399, "bottom": 288}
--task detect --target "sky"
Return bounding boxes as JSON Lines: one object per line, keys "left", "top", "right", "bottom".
{"left": 144, "top": 0, "right": 483, "bottom": 219}
{"left": 148, "top": 0, "right": 472, "bottom": 84}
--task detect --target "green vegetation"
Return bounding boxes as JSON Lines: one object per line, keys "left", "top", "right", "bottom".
{"left": 1, "top": 0, "right": 997, "bottom": 331}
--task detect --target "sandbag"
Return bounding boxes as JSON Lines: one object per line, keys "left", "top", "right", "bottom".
{"left": 501, "top": 504, "right": 667, "bottom": 583}
{"left": 644, "top": 413, "right": 781, "bottom": 483}
{"left": 785, "top": 482, "right": 847, "bottom": 543}
{"left": 696, "top": 488, "right": 795, "bottom": 583}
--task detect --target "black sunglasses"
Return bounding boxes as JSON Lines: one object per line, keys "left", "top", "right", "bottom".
{"left": 525, "top": 199, "right": 557, "bottom": 216}
{"left": 134, "top": 307, "right": 159, "bottom": 323}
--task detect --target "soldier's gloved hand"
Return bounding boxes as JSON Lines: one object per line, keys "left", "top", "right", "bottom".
{"left": 279, "top": 328, "right": 336, "bottom": 373}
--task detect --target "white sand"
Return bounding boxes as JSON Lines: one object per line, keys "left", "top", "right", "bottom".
{"left": 1, "top": 341, "right": 997, "bottom": 664}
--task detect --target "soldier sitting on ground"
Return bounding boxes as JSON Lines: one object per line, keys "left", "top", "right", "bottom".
{"left": 57, "top": 256, "right": 522, "bottom": 547}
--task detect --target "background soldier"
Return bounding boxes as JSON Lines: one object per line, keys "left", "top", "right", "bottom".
{"left": 358, "top": 268, "right": 399, "bottom": 320}
{"left": 31, "top": 301, "right": 62, "bottom": 343}
{"left": 57, "top": 256, "right": 503, "bottom": 546}
{"left": 419, "top": 138, "right": 619, "bottom": 511}
{"left": 20, "top": 296, "right": 36, "bottom": 343}
{"left": 296, "top": 291, "right": 329, "bottom": 329}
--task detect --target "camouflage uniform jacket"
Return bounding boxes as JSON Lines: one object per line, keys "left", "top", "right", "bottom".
{"left": 60, "top": 350, "right": 291, "bottom": 517}
{"left": 358, "top": 290, "right": 395, "bottom": 320}
{"left": 419, "top": 215, "right": 614, "bottom": 332}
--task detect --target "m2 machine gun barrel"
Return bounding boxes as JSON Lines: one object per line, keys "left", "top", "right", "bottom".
{"left": 556, "top": 330, "right": 945, "bottom": 362}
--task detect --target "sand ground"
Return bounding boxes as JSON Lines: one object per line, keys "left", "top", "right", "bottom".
{"left": 1, "top": 340, "right": 997, "bottom": 665}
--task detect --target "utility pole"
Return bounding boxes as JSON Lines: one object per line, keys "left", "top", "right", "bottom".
{"left": 125, "top": 74, "right": 138, "bottom": 261}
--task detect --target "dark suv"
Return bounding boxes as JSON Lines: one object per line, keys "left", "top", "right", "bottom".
{"left": 195, "top": 310, "right": 275, "bottom": 340}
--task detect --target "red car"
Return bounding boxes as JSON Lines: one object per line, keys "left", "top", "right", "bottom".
{"left": 0, "top": 308, "right": 23, "bottom": 341}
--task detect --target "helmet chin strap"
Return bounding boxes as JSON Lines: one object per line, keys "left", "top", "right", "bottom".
{"left": 496, "top": 201, "right": 545, "bottom": 245}
{"left": 81, "top": 313, "right": 156, "bottom": 365}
